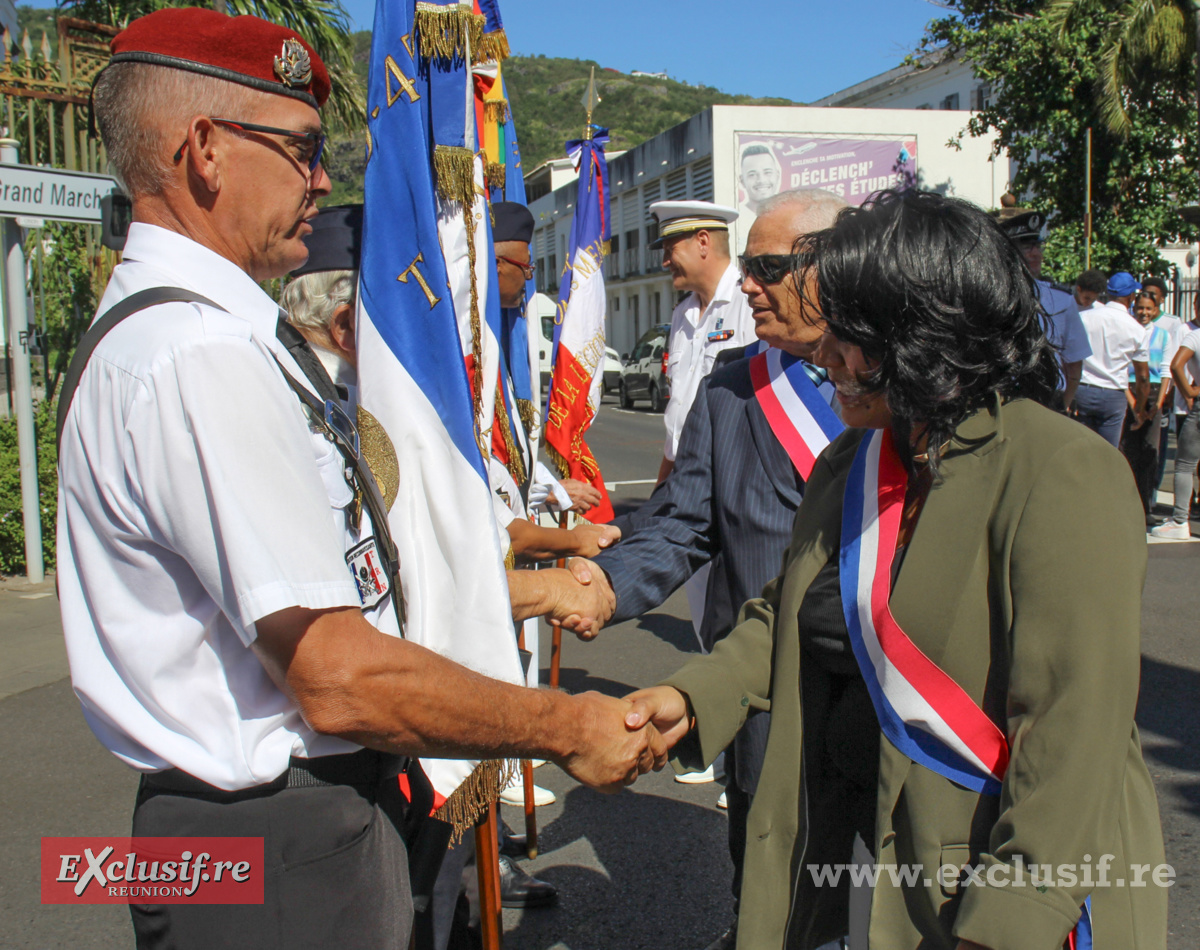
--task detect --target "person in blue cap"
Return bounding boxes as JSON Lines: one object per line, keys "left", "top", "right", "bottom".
{"left": 1075, "top": 271, "right": 1151, "bottom": 446}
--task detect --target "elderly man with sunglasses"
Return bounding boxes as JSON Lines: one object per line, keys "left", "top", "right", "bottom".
{"left": 56, "top": 10, "right": 664, "bottom": 950}
{"left": 589, "top": 188, "right": 848, "bottom": 950}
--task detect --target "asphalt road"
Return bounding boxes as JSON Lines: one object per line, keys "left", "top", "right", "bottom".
{"left": 3, "top": 394, "right": 1199, "bottom": 948}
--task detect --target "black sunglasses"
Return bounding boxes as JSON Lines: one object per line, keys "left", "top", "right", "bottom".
{"left": 173, "top": 118, "right": 326, "bottom": 172}
{"left": 738, "top": 254, "right": 793, "bottom": 286}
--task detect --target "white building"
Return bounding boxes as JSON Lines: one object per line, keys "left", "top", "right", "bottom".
{"left": 528, "top": 103, "right": 1006, "bottom": 356}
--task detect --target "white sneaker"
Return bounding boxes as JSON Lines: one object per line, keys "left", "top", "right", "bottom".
{"left": 1150, "top": 520, "right": 1192, "bottom": 540}
{"left": 500, "top": 781, "right": 556, "bottom": 807}
{"left": 530, "top": 759, "right": 547, "bottom": 768}
{"left": 716, "top": 791, "right": 728, "bottom": 809}
{"left": 675, "top": 764, "right": 716, "bottom": 784}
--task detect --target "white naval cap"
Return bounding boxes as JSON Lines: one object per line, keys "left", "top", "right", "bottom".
{"left": 648, "top": 200, "right": 739, "bottom": 248}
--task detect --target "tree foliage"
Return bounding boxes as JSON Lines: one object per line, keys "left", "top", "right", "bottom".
{"left": 1047, "top": 0, "right": 1195, "bottom": 136}
{"left": 919, "top": 0, "right": 1197, "bottom": 280}
{"left": 56, "top": 0, "right": 364, "bottom": 132}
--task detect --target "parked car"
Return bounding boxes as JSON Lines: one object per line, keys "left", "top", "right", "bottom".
{"left": 603, "top": 347, "right": 622, "bottom": 394}
{"left": 619, "top": 324, "right": 671, "bottom": 412}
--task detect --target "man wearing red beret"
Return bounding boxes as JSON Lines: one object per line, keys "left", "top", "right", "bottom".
{"left": 56, "top": 9, "right": 665, "bottom": 948}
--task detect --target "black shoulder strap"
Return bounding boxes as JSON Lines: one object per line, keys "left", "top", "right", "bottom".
{"left": 56, "top": 287, "right": 221, "bottom": 449}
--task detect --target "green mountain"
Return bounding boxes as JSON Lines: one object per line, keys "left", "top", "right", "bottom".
{"left": 327, "top": 37, "right": 801, "bottom": 204}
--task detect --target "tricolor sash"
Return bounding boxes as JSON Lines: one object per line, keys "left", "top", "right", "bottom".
{"left": 839, "top": 427, "right": 1009, "bottom": 795}
{"left": 839, "top": 428, "right": 1092, "bottom": 949}
{"left": 749, "top": 347, "right": 843, "bottom": 481}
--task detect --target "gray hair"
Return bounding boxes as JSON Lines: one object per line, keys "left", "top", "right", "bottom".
{"left": 93, "top": 62, "right": 266, "bottom": 197}
{"left": 281, "top": 270, "right": 357, "bottom": 342}
{"left": 756, "top": 188, "right": 847, "bottom": 231}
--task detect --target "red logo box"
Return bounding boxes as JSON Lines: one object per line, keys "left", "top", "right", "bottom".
{"left": 41, "top": 837, "right": 264, "bottom": 904}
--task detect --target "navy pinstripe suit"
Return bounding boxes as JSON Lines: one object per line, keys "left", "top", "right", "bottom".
{"left": 594, "top": 345, "right": 820, "bottom": 914}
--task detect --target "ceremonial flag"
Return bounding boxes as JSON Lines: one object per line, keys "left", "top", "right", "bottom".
{"left": 359, "top": 0, "right": 522, "bottom": 830}
{"left": 544, "top": 130, "right": 615, "bottom": 523}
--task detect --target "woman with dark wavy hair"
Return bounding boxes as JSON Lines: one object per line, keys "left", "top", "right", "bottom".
{"left": 628, "top": 190, "right": 1166, "bottom": 950}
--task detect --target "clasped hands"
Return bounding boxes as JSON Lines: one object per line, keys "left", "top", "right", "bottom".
{"left": 557, "top": 684, "right": 694, "bottom": 793}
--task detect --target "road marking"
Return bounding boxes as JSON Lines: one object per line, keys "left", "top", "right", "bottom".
{"left": 605, "top": 479, "right": 658, "bottom": 489}
{"left": 19, "top": 592, "right": 52, "bottom": 600}
{"left": 1147, "top": 534, "right": 1200, "bottom": 544}
{"left": 608, "top": 408, "right": 662, "bottom": 416}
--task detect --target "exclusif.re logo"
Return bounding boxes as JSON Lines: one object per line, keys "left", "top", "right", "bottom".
{"left": 41, "top": 837, "right": 264, "bottom": 905}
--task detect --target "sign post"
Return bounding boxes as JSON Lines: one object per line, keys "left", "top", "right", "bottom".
{"left": 0, "top": 149, "right": 118, "bottom": 582}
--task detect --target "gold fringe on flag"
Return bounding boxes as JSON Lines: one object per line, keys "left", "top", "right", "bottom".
{"left": 516, "top": 398, "right": 538, "bottom": 437}
{"left": 474, "top": 28, "right": 510, "bottom": 64}
{"left": 433, "top": 144, "right": 476, "bottom": 207}
{"left": 463, "top": 198, "right": 485, "bottom": 433}
{"left": 434, "top": 758, "right": 518, "bottom": 843}
{"left": 544, "top": 440, "right": 571, "bottom": 480}
{"left": 504, "top": 544, "right": 516, "bottom": 570}
{"left": 414, "top": 2, "right": 484, "bottom": 62}
{"left": 495, "top": 386, "right": 527, "bottom": 487}
{"left": 486, "top": 161, "right": 506, "bottom": 190}
{"left": 483, "top": 97, "right": 509, "bottom": 124}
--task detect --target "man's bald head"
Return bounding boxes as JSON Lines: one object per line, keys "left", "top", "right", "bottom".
{"left": 742, "top": 188, "right": 847, "bottom": 358}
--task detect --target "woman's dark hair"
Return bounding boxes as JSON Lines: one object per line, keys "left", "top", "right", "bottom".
{"left": 1133, "top": 289, "right": 1160, "bottom": 310}
{"left": 795, "top": 189, "right": 1059, "bottom": 478}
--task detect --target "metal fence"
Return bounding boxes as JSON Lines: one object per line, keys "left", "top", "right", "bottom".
{"left": 1168, "top": 272, "right": 1198, "bottom": 322}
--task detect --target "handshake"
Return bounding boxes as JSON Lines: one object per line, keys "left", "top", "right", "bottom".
{"left": 509, "top": 555, "right": 619, "bottom": 640}
{"left": 546, "top": 684, "right": 696, "bottom": 794}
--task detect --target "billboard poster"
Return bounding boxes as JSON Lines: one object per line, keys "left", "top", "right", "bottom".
{"left": 733, "top": 133, "right": 918, "bottom": 242}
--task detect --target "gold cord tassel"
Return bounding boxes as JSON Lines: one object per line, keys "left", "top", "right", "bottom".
{"left": 433, "top": 145, "right": 476, "bottom": 206}
{"left": 475, "top": 28, "right": 510, "bottom": 64}
{"left": 462, "top": 198, "right": 485, "bottom": 433}
{"left": 434, "top": 759, "right": 518, "bottom": 843}
{"left": 414, "top": 2, "right": 484, "bottom": 62}
{"left": 483, "top": 97, "right": 509, "bottom": 124}
{"left": 486, "top": 161, "right": 506, "bottom": 190}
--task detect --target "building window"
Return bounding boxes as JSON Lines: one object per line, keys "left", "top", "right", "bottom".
{"left": 691, "top": 158, "right": 714, "bottom": 202}
{"left": 666, "top": 168, "right": 687, "bottom": 200}
{"left": 973, "top": 84, "right": 992, "bottom": 110}
{"left": 940, "top": 93, "right": 960, "bottom": 110}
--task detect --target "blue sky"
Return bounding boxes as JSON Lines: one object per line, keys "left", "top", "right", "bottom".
{"left": 19, "top": 0, "right": 944, "bottom": 103}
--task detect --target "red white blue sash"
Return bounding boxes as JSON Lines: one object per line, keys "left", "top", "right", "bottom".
{"left": 839, "top": 428, "right": 1009, "bottom": 795}
{"left": 840, "top": 430, "right": 1092, "bottom": 950}
{"left": 749, "top": 348, "right": 843, "bottom": 481}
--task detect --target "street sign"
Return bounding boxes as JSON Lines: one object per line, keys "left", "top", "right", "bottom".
{"left": 0, "top": 163, "right": 118, "bottom": 225}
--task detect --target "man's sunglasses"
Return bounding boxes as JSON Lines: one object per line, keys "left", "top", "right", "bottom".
{"left": 496, "top": 255, "right": 536, "bottom": 279}
{"left": 173, "top": 118, "right": 326, "bottom": 172}
{"left": 738, "top": 254, "right": 793, "bottom": 285}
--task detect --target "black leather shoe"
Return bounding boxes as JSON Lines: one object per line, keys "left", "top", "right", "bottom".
{"left": 499, "top": 832, "right": 527, "bottom": 858}
{"left": 701, "top": 925, "right": 737, "bottom": 950}
{"left": 498, "top": 855, "right": 557, "bottom": 909}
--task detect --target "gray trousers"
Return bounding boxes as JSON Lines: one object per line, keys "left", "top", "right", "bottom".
{"left": 130, "top": 777, "right": 413, "bottom": 949}
{"left": 1170, "top": 402, "right": 1200, "bottom": 524}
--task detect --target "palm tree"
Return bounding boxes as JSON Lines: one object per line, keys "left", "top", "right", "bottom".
{"left": 58, "top": 0, "right": 364, "bottom": 132}
{"left": 1046, "top": 0, "right": 1197, "bottom": 137}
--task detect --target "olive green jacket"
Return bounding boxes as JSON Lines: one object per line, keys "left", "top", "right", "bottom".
{"left": 665, "top": 399, "right": 1166, "bottom": 950}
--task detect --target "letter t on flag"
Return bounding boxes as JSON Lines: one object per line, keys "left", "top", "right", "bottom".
{"left": 544, "top": 130, "right": 614, "bottom": 523}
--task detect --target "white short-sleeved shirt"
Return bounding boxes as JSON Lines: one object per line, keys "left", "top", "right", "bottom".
{"left": 1078, "top": 300, "right": 1151, "bottom": 391}
{"left": 662, "top": 261, "right": 754, "bottom": 460}
{"left": 57, "top": 224, "right": 367, "bottom": 791}
{"left": 1173, "top": 322, "right": 1200, "bottom": 414}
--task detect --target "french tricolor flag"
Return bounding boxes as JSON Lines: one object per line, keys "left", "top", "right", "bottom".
{"left": 358, "top": 0, "right": 523, "bottom": 811}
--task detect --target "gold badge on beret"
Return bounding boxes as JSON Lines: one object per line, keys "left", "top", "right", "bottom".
{"left": 274, "top": 38, "right": 313, "bottom": 88}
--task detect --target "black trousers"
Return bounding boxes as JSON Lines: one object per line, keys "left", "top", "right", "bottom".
{"left": 130, "top": 769, "right": 413, "bottom": 949}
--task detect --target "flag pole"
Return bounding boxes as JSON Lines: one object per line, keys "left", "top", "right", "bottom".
{"left": 475, "top": 803, "right": 504, "bottom": 950}
{"left": 515, "top": 624, "right": 538, "bottom": 856}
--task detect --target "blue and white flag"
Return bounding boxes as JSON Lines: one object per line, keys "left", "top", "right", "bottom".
{"left": 358, "top": 0, "right": 522, "bottom": 817}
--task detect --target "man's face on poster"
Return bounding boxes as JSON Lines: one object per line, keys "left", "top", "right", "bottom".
{"left": 740, "top": 152, "right": 780, "bottom": 204}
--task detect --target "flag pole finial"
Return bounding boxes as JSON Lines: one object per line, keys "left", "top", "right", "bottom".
{"left": 582, "top": 66, "right": 600, "bottom": 140}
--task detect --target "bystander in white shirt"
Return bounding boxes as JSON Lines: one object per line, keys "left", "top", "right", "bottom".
{"left": 1079, "top": 299, "right": 1151, "bottom": 390}
{"left": 57, "top": 223, "right": 370, "bottom": 791}
{"left": 662, "top": 261, "right": 755, "bottom": 460}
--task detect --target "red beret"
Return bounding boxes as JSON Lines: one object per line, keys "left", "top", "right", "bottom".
{"left": 109, "top": 8, "right": 330, "bottom": 109}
